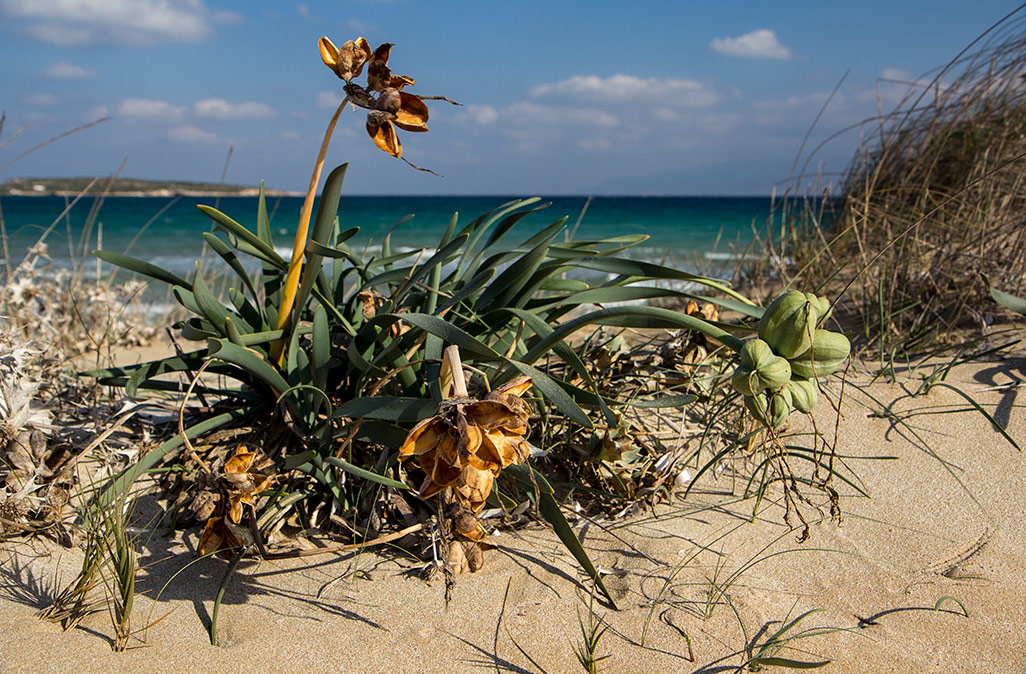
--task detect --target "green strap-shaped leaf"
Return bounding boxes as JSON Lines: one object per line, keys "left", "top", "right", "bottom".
{"left": 504, "top": 463, "right": 617, "bottom": 609}
{"left": 101, "top": 408, "right": 249, "bottom": 506}
{"left": 172, "top": 286, "right": 202, "bottom": 317}
{"left": 310, "top": 305, "right": 329, "bottom": 393}
{"left": 473, "top": 227, "right": 561, "bottom": 312}
{"left": 503, "top": 308, "right": 614, "bottom": 426}
{"left": 352, "top": 419, "right": 412, "bottom": 450}
{"left": 229, "top": 287, "right": 268, "bottom": 333}
{"left": 374, "top": 313, "right": 502, "bottom": 360}
{"left": 93, "top": 250, "right": 192, "bottom": 289}
{"left": 988, "top": 284, "right": 1026, "bottom": 315}
{"left": 206, "top": 338, "right": 289, "bottom": 396}
{"left": 454, "top": 198, "right": 542, "bottom": 281}
{"left": 333, "top": 396, "right": 437, "bottom": 422}
{"left": 191, "top": 264, "right": 230, "bottom": 335}
{"left": 324, "top": 456, "right": 409, "bottom": 490}
{"left": 627, "top": 394, "right": 698, "bottom": 408}
{"left": 199, "top": 204, "right": 287, "bottom": 268}
{"left": 504, "top": 359, "right": 593, "bottom": 429}
{"left": 203, "top": 232, "right": 260, "bottom": 302}
{"left": 519, "top": 305, "right": 744, "bottom": 366}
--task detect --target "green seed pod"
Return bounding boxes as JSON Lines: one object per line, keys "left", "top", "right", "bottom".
{"left": 737, "top": 339, "right": 792, "bottom": 393}
{"left": 789, "top": 329, "right": 851, "bottom": 379}
{"left": 758, "top": 291, "right": 819, "bottom": 359}
{"left": 805, "top": 293, "right": 832, "bottom": 327}
{"left": 786, "top": 377, "right": 819, "bottom": 414}
{"left": 745, "top": 387, "right": 793, "bottom": 428}
{"left": 731, "top": 365, "right": 756, "bottom": 396}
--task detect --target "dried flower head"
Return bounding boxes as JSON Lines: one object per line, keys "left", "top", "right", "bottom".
{"left": 398, "top": 376, "right": 533, "bottom": 511}
{"left": 319, "top": 35, "right": 459, "bottom": 168}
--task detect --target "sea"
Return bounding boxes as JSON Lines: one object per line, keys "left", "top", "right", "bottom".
{"left": 0, "top": 194, "right": 780, "bottom": 288}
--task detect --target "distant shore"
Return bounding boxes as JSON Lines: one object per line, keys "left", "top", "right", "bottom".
{"left": 0, "top": 177, "right": 302, "bottom": 198}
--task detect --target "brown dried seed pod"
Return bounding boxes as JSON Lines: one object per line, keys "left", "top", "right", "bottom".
{"left": 449, "top": 503, "right": 488, "bottom": 541}
{"left": 447, "top": 538, "right": 470, "bottom": 574}
{"left": 465, "top": 541, "right": 485, "bottom": 572}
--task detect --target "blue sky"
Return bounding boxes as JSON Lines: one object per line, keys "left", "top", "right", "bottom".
{"left": 0, "top": 1, "right": 1020, "bottom": 195}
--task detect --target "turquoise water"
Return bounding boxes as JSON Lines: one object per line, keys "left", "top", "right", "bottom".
{"left": 1, "top": 194, "right": 775, "bottom": 278}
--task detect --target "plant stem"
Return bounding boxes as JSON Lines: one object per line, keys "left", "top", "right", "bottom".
{"left": 270, "top": 97, "right": 348, "bottom": 364}
{"left": 443, "top": 345, "right": 468, "bottom": 397}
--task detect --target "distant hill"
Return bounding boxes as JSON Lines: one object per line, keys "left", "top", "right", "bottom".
{"left": 0, "top": 177, "right": 301, "bottom": 197}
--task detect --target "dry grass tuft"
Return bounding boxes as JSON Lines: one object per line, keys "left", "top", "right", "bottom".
{"left": 771, "top": 9, "right": 1026, "bottom": 355}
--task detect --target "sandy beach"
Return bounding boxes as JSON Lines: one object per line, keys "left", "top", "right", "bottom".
{"left": 2, "top": 350, "right": 1023, "bottom": 674}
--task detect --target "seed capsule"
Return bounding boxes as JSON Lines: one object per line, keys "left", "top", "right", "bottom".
{"left": 788, "top": 329, "right": 851, "bottom": 379}
{"left": 786, "top": 377, "right": 819, "bottom": 414}
{"left": 758, "top": 291, "right": 819, "bottom": 359}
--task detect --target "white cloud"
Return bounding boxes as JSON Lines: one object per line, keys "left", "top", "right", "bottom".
{"left": 297, "top": 3, "right": 309, "bottom": 17}
{"left": 167, "top": 125, "right": 217, "bottom": 143}
{"left": 508, "top": 101, "right": 619, "bottom": 128}
{"left": 89, "top": 105, "right": 110, "bottom": 118}
{"left": 45, "top": 61, "right": 97, "bottom": 79}
{"left": 0, "top": 0, "right": 239, "bottom": 47}
{"left": 118, "top": 98, "right": 185, "bottom": 121}
{"left": 465, "top": 104, "right": 498, "bottom": 124}
{"left": 531, "top": 74, "right": 719, "bottom": 107}
{"left": 25, "top": 92, "right": 58, "bottom": 106}
{"left": 315, "top": 90, "right": 343, "bottom": 109}
{"left": 710, "top": 29, "right": 792, "bottom": 60}
{"left": 880, "top": 68, "right": 913, "bottom": 82}
{"left": 194, "top": 98, "right": 275, "bottom": 120}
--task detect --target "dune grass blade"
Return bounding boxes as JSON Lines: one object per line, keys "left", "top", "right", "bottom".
{"left": 927, "top": 382, "right": 1021, "bottom": 451}
{"left": 505, "top": 464, "right": 617, "bottom": 609}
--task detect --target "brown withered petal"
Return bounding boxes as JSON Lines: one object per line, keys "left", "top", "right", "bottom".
{"left": 483, "top": 431, "right": 529, "bottom": 468}
{"left": 418, "top": 446, "right": 462, "bottom": 493}
{"left": 389, "top": 74, "right": 415, "bottom": 90}
{"left": 393, "top": 92, "right": 429, "bottom": 132}
{"left": 465, "top": 400, "right": 528, "bottom": 435}
{"left": 463, "top": 422, "right": 483, "bottom": 460}
{"left": 367, "top": 119, "right": 402, "bottom": 158}
{"left": 418, "top": 474, "right": 445, "bottom": 499}
{"left": 398, "top": 416, "right": 447, "bottom": 458}
{"left": 229, "top": 497, "right": 245, "bottom": 525}
{"left": 318, "top": 36, "right": 340, "bottom": 70}
{"left": 198, "top": 517, "right": 225, "bottom": 558}
{"left": 482, "top": 391, "right": 531, "bottom": 421}
{"left": 490, "top": 375, "right": 533, "bottom": 397}
{"left": 453, "top": 465, "right": 493, "bottom": 512}
{"left": 469, "top": 429, "right": 508, "bottom": 473}
{"left": 367, "top": 43, "right": 394, "bottom": 91}
{"left": 223, "top": 447, "right": 276, "bottom": 497}
{"left": 436, "top": 430, "right": 460, "bottom": 469}
{"left": 198, "top": 516, "right": 252, "bottom": 559}
{"left": 357, "top": 288, "right": 387, "bottom": 320}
